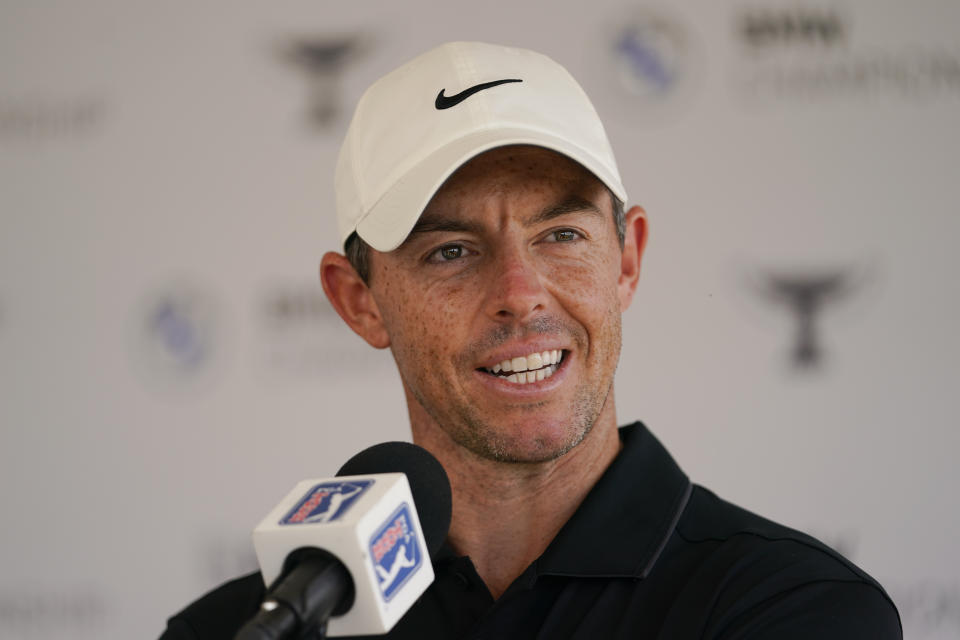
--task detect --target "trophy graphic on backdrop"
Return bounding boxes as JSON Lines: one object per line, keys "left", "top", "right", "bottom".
{"left": 281, "top": 35, "right": 367, "bottom": 129}
{"left": 752, "top": 268, "right": 866, "bottom": 368}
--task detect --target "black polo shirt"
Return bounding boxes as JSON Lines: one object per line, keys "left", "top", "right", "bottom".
{"left": 160, "top": 422, "right": 902, "bottom": 639}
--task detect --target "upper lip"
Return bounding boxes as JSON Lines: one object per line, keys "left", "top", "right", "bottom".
{"left": 476, "top": 343, "right": 568, "bottom": 370}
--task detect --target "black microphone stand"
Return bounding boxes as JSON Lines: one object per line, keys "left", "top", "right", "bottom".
{"left": 235, "top": 548, "right": 354, "bottom": 640}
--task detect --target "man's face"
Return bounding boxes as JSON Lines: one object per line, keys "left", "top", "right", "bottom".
{"left": 365, "top": 146, "right": 633, "bottom": 464}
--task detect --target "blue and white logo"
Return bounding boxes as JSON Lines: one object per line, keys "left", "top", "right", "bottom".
{"left": 369, "top": 503, "right": 423, "bottom": 601}
{"left": 280, "top": 480, "right": 373, "bottom": 525}
{"left": 613, "top": 10, "right": 689, "bottom": 103}
{"left": 599, "top": 7, "right": 701, "bottom": 123}
{"left": 134, "top": 284, "right": 222, "bottom": 389}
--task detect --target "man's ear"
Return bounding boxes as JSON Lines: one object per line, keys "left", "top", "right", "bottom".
{"left": 618, "top": 205, "right": 648, "bottom": 312}
{"left": 319, "top": 252, "right": 390, "bottom": 349}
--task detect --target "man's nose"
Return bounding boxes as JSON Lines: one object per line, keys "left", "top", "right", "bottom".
{"left": 483, "top": 247, "right": 549, "bottom": 323}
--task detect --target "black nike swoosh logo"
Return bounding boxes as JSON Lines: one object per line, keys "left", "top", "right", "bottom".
{"left": 435, "top": 78, "right": 523, "bottom": 110}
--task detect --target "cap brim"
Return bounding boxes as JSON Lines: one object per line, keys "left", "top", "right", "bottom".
{"left": 355, "top": 128, "right": 628, "bottom": 252}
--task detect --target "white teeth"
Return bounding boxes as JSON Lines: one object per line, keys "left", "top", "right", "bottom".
{"left": 484, "top": 349, "right": 565, "bottom": 382}
{"left": 499, "top": 363, "right": 559, "bottom": 384}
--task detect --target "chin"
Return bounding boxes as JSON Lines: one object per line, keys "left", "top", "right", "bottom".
{"left": 459, "top": 417, "right": 593, "bottom": 464}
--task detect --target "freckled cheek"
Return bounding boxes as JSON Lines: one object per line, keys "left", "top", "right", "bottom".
{"left": 380, "top": 284, "right": 469, "bottom": 370}
{"left": 544, "top": 261, "right": 616, "bottom": 305}
{"left": 546, "top": 262, "right": 621, "bottom": 349}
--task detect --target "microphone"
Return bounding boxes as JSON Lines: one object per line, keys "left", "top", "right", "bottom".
{"left": 236, "top": 442, "right": 452, "bottom": 639}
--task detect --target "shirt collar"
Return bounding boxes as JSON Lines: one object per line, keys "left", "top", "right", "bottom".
{"left": 535, "top": 422, "right": 692, "bottom": 579}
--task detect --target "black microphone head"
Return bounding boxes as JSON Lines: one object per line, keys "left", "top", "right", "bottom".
{"left": 336, "top": 442, "right": 452, "bottom": 559}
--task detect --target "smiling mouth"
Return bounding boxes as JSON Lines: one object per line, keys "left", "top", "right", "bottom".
{"left": 479, "top": 349, "right": 566, "bottom": 385}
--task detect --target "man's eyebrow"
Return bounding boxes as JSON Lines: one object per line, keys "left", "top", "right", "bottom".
{"left": 529, "top": 195, "right": 604, "bottom": 226}
{"left": 408, "top": 217, "right": 485, "bottom": 236}
{"left": 408, "top": 195, "right": 603, "bottom": 237}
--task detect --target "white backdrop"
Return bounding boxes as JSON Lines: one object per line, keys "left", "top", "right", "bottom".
{"left": 1, "top": 1, "right": 958, "bottom": 638}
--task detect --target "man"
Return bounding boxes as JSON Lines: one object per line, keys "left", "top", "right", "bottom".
{"left": 161, "top": 41, "right": 901, "bottom": 639}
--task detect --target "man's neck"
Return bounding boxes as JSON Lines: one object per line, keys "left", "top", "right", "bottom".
{"left": 410, "top": 404, "right": 622, "bottom": 599}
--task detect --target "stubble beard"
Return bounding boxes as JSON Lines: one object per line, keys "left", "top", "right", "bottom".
{"left": 407, "top": 311, "right": 623, "bottom": 465}
{"left": 448, "top": 377, "right": 612, "bottom": 464}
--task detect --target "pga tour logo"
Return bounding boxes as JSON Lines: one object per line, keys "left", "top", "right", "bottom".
{"left": 369, "top": 503, "right": 423, "bottom": 601}
{"left": 280, "top": 480, "right": 374, "bottom": 525}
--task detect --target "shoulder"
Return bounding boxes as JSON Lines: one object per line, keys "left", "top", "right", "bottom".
{"left": 666, "top": 485, "right": 902, "bottom": 638}
{"left": 159, "top": 572, "right": 265, "bottom": 640}
{"left": 677, "top": 485, "right": 881, "bottom": 586}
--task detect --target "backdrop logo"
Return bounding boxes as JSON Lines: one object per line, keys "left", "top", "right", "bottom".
{"left": 133, "top": 284, "right": 222, "bottom": 388}
{"left": 256, "top": 283, "right": 389, "bottom": 377}
{"left": 613, "top": 10, "right": 692, "bottom": 103}
{"left": 895, "top": 581, "right": 960, "bottom": 636}
{"left": 754, "top": 269, "right": 857, "bottom": 368}
{"left": 739, "top": 9, "right": 846, "bottom": 51}
{"left": 281, "top": 35, "right": 366, "bottom": 129}
{"left": 599, "top": 7, "right": 701, "bottom": 123}
{"left": 0, "top": 97, "right": 105, "bottom": 141}
{"left": 280, "top": 480, "right": 374, "bottom": 525}
{"left": 732, "top": 5, "right": 960, "bottom": 101}
{"left": 263, "top": 287, "right": 340, "bottom": 327}
{"left": 0, "top": 588, "right": 106, "bottom": 635}
{"left": 368, "top": 504, "right": 423, "bottom": 602}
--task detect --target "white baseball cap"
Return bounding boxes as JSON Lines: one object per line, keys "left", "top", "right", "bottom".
{"left": 335, "top": 41, "right": 627, "bottom": 252}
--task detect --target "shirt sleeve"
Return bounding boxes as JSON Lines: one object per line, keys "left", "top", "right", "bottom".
{"left": 713, "top": 579, "right": 902, "bottom": 640}
{"left": 156, "top": 572, "right": 265, "bottom": 640}
{"left": 158, "top": 617, "right": 198, "bottom": 640}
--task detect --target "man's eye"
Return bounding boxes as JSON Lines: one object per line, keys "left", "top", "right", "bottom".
{"left": 552, "top": 229, "right": 579, "bottom": 242}
{"left": 431, "top": 244, "right": 465, "bottom": 261}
